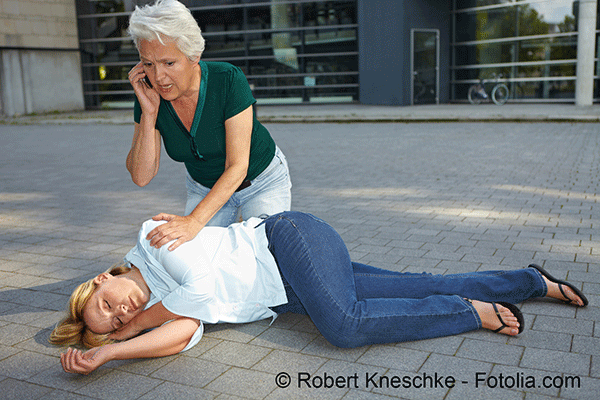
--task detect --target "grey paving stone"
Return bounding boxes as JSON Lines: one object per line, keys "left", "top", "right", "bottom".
{"left": 559, "top": 376, "right": 600, "bottom": 400}
{"left": 249, "top": 327, "right": 317, "bottom": 352}
{"left": 369, "top": 368, "right": 451, "bottom": 400}
{"left": 27, "top": 362, "right": 112, "bottom": 392}
{"left": 75, "top": 369, "right": 163, "bottom": 400}
{"left": 506, "top": 330, "right": 573, "bottom": 352}
{"left": 300, "top": 337, "right": 368, "bottom": 362}
{"left": 150, "top": 356, "right": 229, "bottom": 388}
{"left": 0, "top": 377, "right": 53, "bottom": 399}
{"left": 202, "top": 341, "right": 272, "bottom": 369}
{"left": 205, "top": 367, "right": 276, "bottom": 399}
{"left": 419, "top": 353, "right": 493, "bottom": 383}
{"left": 455, "top": 338, "right": 524, "bottom": 366}
{"left": 532, "top": 315, "right": 594, "bottom": 336}
{"left": 571, "top": 335, "right": 600, "bottom": 356}
{"left": 357, "top": 345, "right": 429, "bottom": 372}
{"left": 519, "top": 348, "right": 590, "bottom": 376}
{"left": 203, "top": 321, "right": 270, "bottom": 343}
{"left": 138, "top": 381, "right": 217, "bottom": 399}
{"left": 396, "top": 335, "right": 464, "bottom": 356}
{"left": 253, "top": 350, "right": 326, "bottom": 377}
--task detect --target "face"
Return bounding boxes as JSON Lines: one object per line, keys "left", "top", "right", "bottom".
{"left": 83, "top": 273, "right": 149, "bottom": 334}
{"left": 138, "top": 38, "right": 200, "bottom": 102}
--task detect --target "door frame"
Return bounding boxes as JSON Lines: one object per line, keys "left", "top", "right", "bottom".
{"left": 410, "top": 28, "right": 440, "bottom": 105}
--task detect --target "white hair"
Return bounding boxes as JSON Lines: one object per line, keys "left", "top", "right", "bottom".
{"left": 127, "top": 0, "right": 205, "bottom": 60}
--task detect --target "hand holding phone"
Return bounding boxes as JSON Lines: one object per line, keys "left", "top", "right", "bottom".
{"left": 142, "top": 76, "right": 153, "bottom": 88}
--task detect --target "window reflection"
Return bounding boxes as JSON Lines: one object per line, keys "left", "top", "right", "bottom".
{"left": 79, "top": 0, "right": 358, "bottom": 106}
{"left": 452, "top": 0, "right": 581, "bottom": 102}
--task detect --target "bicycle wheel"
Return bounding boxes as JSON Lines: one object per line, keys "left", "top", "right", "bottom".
{"left": 467, "top": 85, "right": 482, "bottom": 105}
{"left": 491, "top": 84, "right": 509, "bottom": 105}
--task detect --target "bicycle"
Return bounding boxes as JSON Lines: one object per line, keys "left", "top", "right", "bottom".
{"left": 467, "top": 74, "right": 509, "bottom": 105}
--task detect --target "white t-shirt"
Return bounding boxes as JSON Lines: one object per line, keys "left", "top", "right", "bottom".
{"left": 124, "top": 217, "right": 288, "bottom": 351}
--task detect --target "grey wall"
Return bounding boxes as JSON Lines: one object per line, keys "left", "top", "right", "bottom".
{"left": 358, "top": 0, "right": 450, "bottom": 105}
{"left": 0, "top": 49, "right": 84, "bottom": 116}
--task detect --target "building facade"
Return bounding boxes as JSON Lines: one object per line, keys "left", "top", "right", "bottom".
{"left": 0, "top": 0, "right": 84, "bottom": 116}
{"left": 6, "top": 0, "right": 597, "bottom": 115}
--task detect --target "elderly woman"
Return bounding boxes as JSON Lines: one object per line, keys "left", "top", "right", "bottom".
{"left": 126, "top": 0, "right": 291, "bottom": 251}
{"left": 51, "top": 211, "right": 587, "bottom": 375}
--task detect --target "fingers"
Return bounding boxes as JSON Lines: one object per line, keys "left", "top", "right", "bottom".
{"left": 152, "top": 213, "right": 174, "bottom": 222}
{"left": 128, "top": 61, "right": 146, "bottom": 87}
{"left": 60, "top": 348, "right": 92, "bottom": 375}
{"left": 168, "top": 238, "right": 185, "bottom": 252}
{"left": 145, "top": 216, "right": 202, "bottom": 250}
{"left": 147, "top": 225, "right": 180, "bottom": 249}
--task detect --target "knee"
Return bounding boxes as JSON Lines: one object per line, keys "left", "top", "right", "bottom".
{"left": 317, "top": 319, "right": 365, "bottom": 349}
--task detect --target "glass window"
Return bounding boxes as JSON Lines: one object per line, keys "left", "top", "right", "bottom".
{"left": 452, "top": 0, "right": 580, "bottom": 102}
{"left": 76, "top": 0, "right": 358, "bottom": 108}
{"left": 455, "top": 1, "right": 577, "bottom": 43}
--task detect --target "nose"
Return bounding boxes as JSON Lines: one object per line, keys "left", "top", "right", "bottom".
{"left": 155, "top": 65, "right": 167, "bottom": 83}
{"left": 117, "top": 304, "right": 128, "bottom": 315}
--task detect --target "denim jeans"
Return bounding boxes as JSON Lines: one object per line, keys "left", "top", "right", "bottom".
{"left": 185, "top": 146, "right": 292, "bottom": 226}
{"left": 264, "top": 211, "right": 547, "bottom": 348}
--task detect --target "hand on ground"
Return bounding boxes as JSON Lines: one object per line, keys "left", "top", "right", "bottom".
{"left": 60, "top": 346, "right": 111, "bottom": 375}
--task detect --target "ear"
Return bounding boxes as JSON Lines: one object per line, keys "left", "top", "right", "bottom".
{"left": 93, "top": 272, "right": 112, "bottom": 285}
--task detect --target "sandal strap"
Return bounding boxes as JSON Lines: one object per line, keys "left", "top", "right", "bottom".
{"left": 491, "top": 302, "right": 508, "bottom": 333}
{"left": 558, "top": 283, "right": 573, "bottom": 304}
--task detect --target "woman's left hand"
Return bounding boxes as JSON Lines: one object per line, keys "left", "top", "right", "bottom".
{"left": 146, "top": 213, "right": 204, "bottom": 251}
{"left": 60, "top": 346, "right": 112, "bottom": 375}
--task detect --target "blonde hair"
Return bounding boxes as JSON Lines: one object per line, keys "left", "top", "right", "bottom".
{"left": 49, "top": 263, "right": 131, "bottom": 348}
{"left": 127, "top": 0, "right": 205, "bottom": 61}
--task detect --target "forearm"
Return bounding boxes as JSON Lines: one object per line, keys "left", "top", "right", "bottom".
{"left": 108, "top": 318, "right": 199, "bottom": 360}
{"left": 188, "top": 163, "right": 248, "bottom": 225}
{"left": 126, "top": 116, "right": 161, "bottom": 186}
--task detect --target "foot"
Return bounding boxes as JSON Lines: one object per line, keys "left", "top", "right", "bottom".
{"left": 470, "top": 300, "right": 521, "bottom": 336}
{"left": 543, "top": 276, "right": 586, "bottom": 307}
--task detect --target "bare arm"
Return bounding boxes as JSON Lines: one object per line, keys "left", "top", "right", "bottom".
{"left": 126, "top": 62, "right": 162, "bottom": 187}
{"left": 146, "top": 105, "right": 254, "bottom": 250}
{"left": 60, "top": 317, "right": 200, "bottom": 375}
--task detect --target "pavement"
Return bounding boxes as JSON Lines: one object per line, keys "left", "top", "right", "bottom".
{"left": 1, "top": 102, "right": 599, "bottom": 125}
{"left": 1, "top": 104, "right": 600, "bottom": 399}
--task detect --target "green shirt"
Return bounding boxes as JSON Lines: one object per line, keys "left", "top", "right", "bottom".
{"left": 134, "top": 61, "right": 275, "bottom": 188}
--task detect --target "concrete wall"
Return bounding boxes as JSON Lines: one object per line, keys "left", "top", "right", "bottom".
{"left": 0, "top": 0, "right": 84, "bottom": 116}
{"left": 357, "top": 0, "right": 450, "bottom": 105}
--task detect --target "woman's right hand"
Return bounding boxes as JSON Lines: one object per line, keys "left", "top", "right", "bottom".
{"left": 128, "top": 61, "right": 160, "bottom": 115}
{"left": 60, "top": 346, "right": 113, "bottom": 375}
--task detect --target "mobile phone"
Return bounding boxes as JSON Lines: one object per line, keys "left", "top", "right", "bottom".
{"left": 142, "top": 76, "right": 153, "bottom": 88}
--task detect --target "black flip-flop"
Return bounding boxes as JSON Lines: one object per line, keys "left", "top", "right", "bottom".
{"left": 492, "top": 302, "right": 525, "bottom": 334}
{"left": 528, "top": 263, "right": 588, "bottom": 307}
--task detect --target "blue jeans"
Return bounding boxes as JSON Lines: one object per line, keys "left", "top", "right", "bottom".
{"left": 264, "top": 212, "right": 547, "bottom": 348}
{"left": 185, "top": 146, "right": 292, "bottom": 226}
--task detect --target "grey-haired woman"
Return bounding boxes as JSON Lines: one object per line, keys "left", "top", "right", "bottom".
{"left": 126, "top": 0, "right": 291, "bottom": 252}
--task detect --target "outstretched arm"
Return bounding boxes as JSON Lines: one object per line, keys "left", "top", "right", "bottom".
{"left": 60, "top": 316, "right": 200, "bottom": 375}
